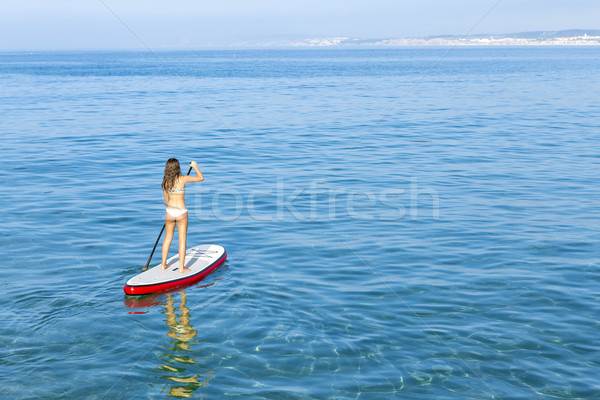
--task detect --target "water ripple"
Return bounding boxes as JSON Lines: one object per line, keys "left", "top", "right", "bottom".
{"left": 1, "top": 48, "right": 599, "bottom": 399}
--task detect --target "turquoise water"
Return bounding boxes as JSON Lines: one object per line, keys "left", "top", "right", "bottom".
{"left": 1, "top": 48, "right": 599, "bottom": 399}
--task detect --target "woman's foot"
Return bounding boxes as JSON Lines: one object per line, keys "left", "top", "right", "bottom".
{"left": 161, "top": 264, "right": 170, "bottom": 270}
{"left": 179, "top": 267, "right": 191, "bottom": 274}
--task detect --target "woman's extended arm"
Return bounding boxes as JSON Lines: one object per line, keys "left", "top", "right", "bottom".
{"left": 185, "top": 161, "right": 204, "bottom": 182}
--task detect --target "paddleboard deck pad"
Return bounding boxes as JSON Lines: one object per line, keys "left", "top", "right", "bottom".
{"left": 124, "top": 244, "right": 227, "bottom": 296}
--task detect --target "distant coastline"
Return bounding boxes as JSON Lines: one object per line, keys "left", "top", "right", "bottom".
{"left": 2, "top": 29, "right": 599, "bottom": 52}
{"left": 239, "top": 30, "right": 600, "bottom": 47}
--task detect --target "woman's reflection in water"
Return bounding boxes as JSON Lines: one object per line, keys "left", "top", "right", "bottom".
{"left": 157, "top": 290, "right": 215, "bottom": 398}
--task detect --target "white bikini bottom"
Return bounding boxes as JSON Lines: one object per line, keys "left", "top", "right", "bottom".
{"left": 166, "top": 208, "right": 188, "bottom": 218}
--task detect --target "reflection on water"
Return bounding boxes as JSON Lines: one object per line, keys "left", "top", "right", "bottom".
{"left": 157, "top": 291, "right": 215, "bottom": 398}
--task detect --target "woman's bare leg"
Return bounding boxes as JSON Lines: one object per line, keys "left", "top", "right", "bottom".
{"left": 176, "top": 213, "right": 190, "bottom": 273}
{"left": 161, "top": 215, "right": 176, "bottom": 270}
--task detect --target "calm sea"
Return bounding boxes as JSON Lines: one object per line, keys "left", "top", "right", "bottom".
{"left": 1, "top": 48, "right": 599, "bottom": 399}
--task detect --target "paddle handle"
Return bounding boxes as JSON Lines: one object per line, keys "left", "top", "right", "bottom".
{"left": 142, "top": 165, "right": 193, "bottom": 270}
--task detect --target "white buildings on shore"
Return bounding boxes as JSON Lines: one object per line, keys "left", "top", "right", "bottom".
{"left": 275, "top": 32, "right": 600, "bottom": 47}
{"left": 374, "top": 34, "right": 600, "bottom": 46}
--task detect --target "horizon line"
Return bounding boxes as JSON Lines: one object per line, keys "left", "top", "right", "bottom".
{"left": 2, "top": 29, "right": 599, "bottom": 52}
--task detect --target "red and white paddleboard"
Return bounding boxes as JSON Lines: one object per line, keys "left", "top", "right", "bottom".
{"left": 124, "top": 244, "right": 227, "bottom": 296}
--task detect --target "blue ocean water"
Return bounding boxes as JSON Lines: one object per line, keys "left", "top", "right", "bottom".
{"left": 1, "top": 48, "right": 599, "bottom": 399}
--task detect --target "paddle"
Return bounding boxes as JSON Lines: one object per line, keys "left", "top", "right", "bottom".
{"left": 143, "top": 165, "right": 193, "bottom": 270}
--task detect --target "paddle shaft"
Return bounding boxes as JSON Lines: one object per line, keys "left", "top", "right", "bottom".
{"left": 143, "top": 166, "right": 193, "bottom": 270}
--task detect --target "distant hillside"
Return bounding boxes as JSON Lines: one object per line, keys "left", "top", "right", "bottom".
{"left": 434, "top": 29, "right": 600, "bottom": 40}
{"left": 251, "top": 30, "right": 600, "bottom": 47}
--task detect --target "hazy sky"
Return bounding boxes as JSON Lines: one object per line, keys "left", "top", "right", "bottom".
{"left": 0, "top": 0, "right": 598, "bottom": 50}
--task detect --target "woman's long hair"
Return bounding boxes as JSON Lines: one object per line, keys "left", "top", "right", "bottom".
{"left": 162, "top": 158, "right": 181, "bottom": 192}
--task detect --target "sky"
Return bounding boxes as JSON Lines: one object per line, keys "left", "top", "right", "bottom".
{"left": 0, "top": 0, "right": 598, "bottom": 50}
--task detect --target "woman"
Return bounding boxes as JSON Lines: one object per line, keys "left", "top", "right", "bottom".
{"left": 161, "top": 158, "right": 204, "bottom": 273}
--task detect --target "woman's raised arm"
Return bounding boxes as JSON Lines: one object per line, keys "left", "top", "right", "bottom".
{"left": 184, "top": 161, "right": 204, "bottom": 182}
